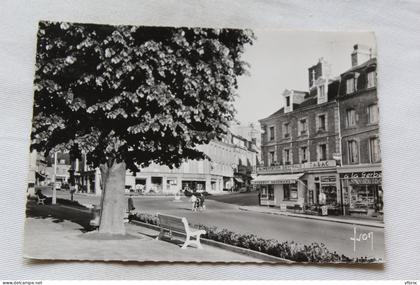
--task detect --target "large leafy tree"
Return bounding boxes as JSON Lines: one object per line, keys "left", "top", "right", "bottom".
{"left": 31, "top": 21, "right": 253, "bottom": 234}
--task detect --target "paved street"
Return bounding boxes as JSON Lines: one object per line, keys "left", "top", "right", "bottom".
{"left": 45, "top": 189, "right": 385, "bottom": 260}
{"left": 24, "top": 201, "right": 259, "bottom": 262}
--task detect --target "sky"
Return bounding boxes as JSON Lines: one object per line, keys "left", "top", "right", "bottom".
{"left": 234, "top": 30, "right": 376, "bottom": 126}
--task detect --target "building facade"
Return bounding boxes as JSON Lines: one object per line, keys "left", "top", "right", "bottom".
{"left": 126, "top": 129, "right": 259, "bottom": 194}
{"left": 255, "top": 45, "right": 381, "bottom": 217}
{"left": 256, "top": 57, "right": 341, "bottom": 211}
{"left": 337, "top": 44, "right": 382, "bottom": 217}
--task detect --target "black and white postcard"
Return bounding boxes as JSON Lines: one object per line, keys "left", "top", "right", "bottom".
{"left": 24, "top": 21, "right": 384, "bottom": 263}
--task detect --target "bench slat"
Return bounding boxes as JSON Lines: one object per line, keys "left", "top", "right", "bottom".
{"left": 158, "top": 214, "right": 188, "bottom": 233}
{"left": 156, "top": 213, "right": 206, "bottom": 249}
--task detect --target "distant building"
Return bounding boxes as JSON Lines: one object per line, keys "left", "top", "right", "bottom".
{"left": 126, "top": 129, "right": 259, "bottom": 193}
{"left": 42, "top": 151, "right": 101, "bottom": 195}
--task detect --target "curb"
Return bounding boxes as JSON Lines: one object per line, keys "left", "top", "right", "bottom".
{"left": 130, "top": 220, "right": 293, "bottom": 263}
{"left": 238, "top": 207, "right": 385, "bottom": 229}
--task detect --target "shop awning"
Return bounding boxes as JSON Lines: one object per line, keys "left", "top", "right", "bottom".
{"left": 251, "top": 173, "right": 304, "bottom": 185}
{"left": 234, "top": 177, "right": 244, "bottom": 183}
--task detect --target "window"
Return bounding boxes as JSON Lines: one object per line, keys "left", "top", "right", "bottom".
{"left": 59, "top": 159, "right": 66, "bottom": 164}
{"left": 286, "top": 96, "right": 290, "bottom": 107}
{"left": 346, "top": 109, "right": 357, "bottom": 127}
{"left": 318, "top": 144, "right": 327, "bottom": 161}
{"left": 369, "top": 137, "right": 381, "bottom": 163}
{"left": 284, "top": 183, "right": 298, "bottom": 201}
{"left": 283, "top": 149, "right": 291, "bottom": 165}
{"left": 283, "top": 122, "right": 290, "bottom": 138}
{"left": 346, "top": 78, "right": 355, "bottom": 94}
{"left": 367, "top": 71, "right": 377, "bottom": 88}
{"left": 268, "top": 151, "right": 275, "bottom": 166}
{"left": 319, "top": 85, "right": 325, "bottom": 98}
{"left": 269, "top": 126, "right": 275, "bottom": 141}
{"left": 348, "top": 140, "right": 359, "bottom": 164}
{"left": 317, "top": 114, "right": 327, "bottom": 131}
{"left": 261, "top": 185, "right": 274, "bottom": 200}
{"left": 367, "top": 104, "right": 379, "bottom": 124}
{"left": 298, "top": 118, "right": 308, "bottom": 135}
{"left": 300, "top": 146, "right": 308, "bottom": 163}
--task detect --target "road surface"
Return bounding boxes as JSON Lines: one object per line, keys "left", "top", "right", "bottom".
{"left": 45, "top": 189, "right": 385, "bottom": 259}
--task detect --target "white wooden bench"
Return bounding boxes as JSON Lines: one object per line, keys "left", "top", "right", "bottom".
{"left": 156, "top": 213, "right": 206, "bottom": 249}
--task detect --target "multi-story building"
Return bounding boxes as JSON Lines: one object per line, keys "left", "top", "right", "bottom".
{"left": 255, "top": 45, "right": 381, "bottom": 218}
{"left": 126, "top": 128, "right": 259, "bottom": 194}
{"left": 255, "top": 58, "right": 341, "bottom": 210}
{"left": 337, "top": 44, "right": 382, "bottom": 217}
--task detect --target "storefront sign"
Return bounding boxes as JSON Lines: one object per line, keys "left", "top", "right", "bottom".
{"left": 321, "top": 176, "right": 337, "bottom": 183}
{"left": 256, "top": 160, "right": 337, "bottom": 174}
{"left": 341, "top": 172, "right": 381, "bottom": 186}
{"left": 253, "top": 179, "right": 297, "bottom": 185}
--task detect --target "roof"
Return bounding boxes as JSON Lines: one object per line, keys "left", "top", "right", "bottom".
{"left": 260, "top": 79, "right": 340, "bottom": 122}
{"left": 341, "top": 57, "right": 377, "bottom": 75}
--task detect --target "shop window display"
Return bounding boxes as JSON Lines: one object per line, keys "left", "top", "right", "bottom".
{"left": 350, "top": 184, "right": 383, "bottom": 213}
{"left": 261, "top": 185, "right": 274, "bottom": 200}
{"left": 322, "top": 185, "right": 337, "bottom": 205}
{"left": 284, "top": 183, "right": 298, "bottom": 201}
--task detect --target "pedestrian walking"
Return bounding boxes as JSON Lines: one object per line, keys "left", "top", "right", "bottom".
{"left": 199, "top": 193, "right": 206, "bottom": 210}
{"left": 70, "top": 184, "right": 76, "bottom": 201}
{"left": 190, "top": 194, "right": 198, "bottom": 212}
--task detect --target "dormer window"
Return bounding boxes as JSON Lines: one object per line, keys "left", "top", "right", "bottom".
{"left": 367, "top": 71, "right": 377, "bottom": 88}
{"left": 346, "top": 78, "right": 355, "bottom": 94}
{"left": 319, "top": 85, "right": 325, "bottom": 98}
{"left": 317, "top": 83, "right": 328, "bottom": 104}
{"left": 286, "top": 96, "right": 290, "bottom": 107}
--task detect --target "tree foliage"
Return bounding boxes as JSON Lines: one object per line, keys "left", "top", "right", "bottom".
{"left": 31, "top": 21, "right": 253, "bottom": 171}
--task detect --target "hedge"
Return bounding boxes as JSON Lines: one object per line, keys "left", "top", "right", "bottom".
{"left": 130, "top": 212, "right": 381, "bottom": 263}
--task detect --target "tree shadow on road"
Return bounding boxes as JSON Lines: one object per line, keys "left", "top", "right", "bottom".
{"left": 26, "top": 200, "right": 96, "bottom": 233}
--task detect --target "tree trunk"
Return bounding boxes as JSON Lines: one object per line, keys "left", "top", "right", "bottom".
{"left": 98, "top": 160, "right": 126, "bottom": 235}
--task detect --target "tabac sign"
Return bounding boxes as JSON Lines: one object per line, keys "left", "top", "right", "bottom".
{"left": 256, "top": 160, "right": 337, "bottom": 174}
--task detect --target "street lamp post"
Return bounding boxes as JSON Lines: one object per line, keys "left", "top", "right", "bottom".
{"left": 52, "top": 152, "right": 57, "bottom": 204}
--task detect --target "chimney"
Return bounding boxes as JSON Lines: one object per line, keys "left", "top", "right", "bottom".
{"left": 351, "top": 44, "right": 372, "bottom": 67}
{"left": 308, "top": 58, "right": 331, "bottom": 89}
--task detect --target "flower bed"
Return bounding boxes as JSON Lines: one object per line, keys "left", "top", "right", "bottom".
{"left": 130, "top": 212, "right": 381, "bottom": 263}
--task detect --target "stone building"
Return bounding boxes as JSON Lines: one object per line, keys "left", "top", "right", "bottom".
{"left": 255, "top": 44, "right": 381, "bottom": 218}
{"left": 125, "top": 128, "right": 259, "bottom": 194}
{"left": 255, "top": 57, "right": 341, "bottom": 211}
{"left": 337, "top": 44, "right": 382, "bottom": 217}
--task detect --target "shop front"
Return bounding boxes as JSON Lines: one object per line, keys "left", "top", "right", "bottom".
{"left": 304, "top": 172, "right": 341, "bottom": 215}
{"left": 252, "top": 173, "right": 304, "bottom": 208}
{"left": 254, "top": 160, "right": 341, "bottom": 214}
{"left": 339, "top": 170, "right": 383, "bottom": 218}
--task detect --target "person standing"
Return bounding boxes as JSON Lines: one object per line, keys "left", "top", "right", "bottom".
{"left": 127, "top": 194, "right": 135, "bottom": 212}
{"left": 190, "top": 194, "right": 197, "bottom": 212}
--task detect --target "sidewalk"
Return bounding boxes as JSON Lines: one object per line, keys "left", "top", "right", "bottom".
{"left": 239, "top": 205, "right": 384, "bottom": 228}
{"left": 24, "top": 202, "right": 260, "bottom": 262}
